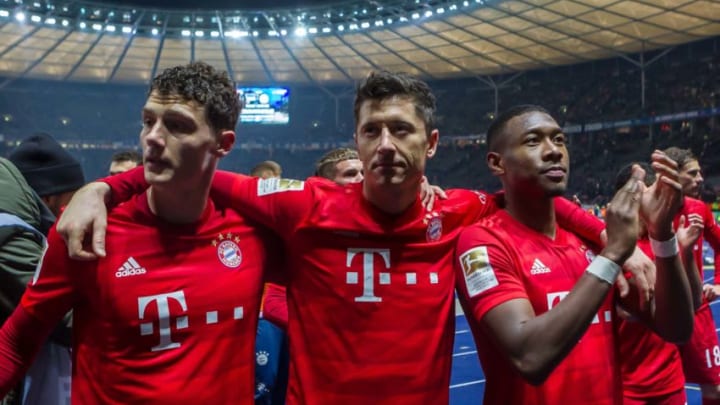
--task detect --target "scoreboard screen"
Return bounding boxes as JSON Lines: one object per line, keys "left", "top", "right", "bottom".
{"left": 237, "top": 87, "right": 290, "bottom": 125}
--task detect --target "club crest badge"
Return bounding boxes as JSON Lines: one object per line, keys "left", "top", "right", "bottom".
{"left": 424, "top": 212, "right": 443, "bottom": 242}
{"left": 212, "top": 232, "right": 242, "bottom": 268}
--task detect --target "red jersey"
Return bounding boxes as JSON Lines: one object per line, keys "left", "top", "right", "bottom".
{"left": 618, "top": 239, "right": 685, "bottom": 399}
{"left": 455, "top": 209, "right": 620, "bottom": 405}
{"left": 676, "top": 197, "right": 720, "bottom": 297}
{"left": 217, "top": 174, "right": 494, "bottom": 404}
{"left": 261, "top": 283, "right": 288, "bottom": 330}
{"left": 15, "top": 193, "right": 270, "bottom": 404}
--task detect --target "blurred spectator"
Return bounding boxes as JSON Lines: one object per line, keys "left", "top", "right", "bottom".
{"left": 108, "top": 150, "right": 141, "bottom": 176}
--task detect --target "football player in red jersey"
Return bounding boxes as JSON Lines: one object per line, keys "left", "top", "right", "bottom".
{"left": 663, "top": 147, "right": 720, "bottom": 405}
{"left": 454, "top": 105, "right": 694, "bottom": 404}
{"left": 0, "top": 62, "right": 275, "bottom": 404}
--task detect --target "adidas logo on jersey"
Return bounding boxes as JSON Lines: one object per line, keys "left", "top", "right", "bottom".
{"left": 116, "top": 257, "right": 147, "bottom": 278}
{"left": 530, "top": 258, "right": 551, "bottom": 275}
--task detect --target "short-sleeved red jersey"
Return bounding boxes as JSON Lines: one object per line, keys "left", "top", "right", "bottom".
{"left": 455, "top": 209, "right": 621, "bottom": 405}
{"left": 18, "top": 193, "right": 270, "bottom": 404}
{"left": 218, "top": 174, "right": 495, "bottom": 404}
{"left": 617, "top": 239, "right": 685, "bottom": 399}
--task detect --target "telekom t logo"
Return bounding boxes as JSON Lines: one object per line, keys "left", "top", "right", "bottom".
{"left": 138, "top": 291, "right": 188, "bottom": 352}
{"left": 346, "top": 248, "right": 391, "bottom": 303}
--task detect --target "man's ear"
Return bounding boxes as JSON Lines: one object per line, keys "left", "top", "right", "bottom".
{"left": 215, "top": 130, "right": 235, "bottom": 157}
{"left": 487, "top": 151, "right": 504, "bottom": 176}
{"left": 426, "top": 129, "right": 439, "bottom": 158}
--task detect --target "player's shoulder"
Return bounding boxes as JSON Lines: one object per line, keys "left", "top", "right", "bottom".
{"left": 439, "top": 188, "right": 494, "bottom": 210}
{"left": 457, "top": 210, "right": 507, "bottom": 245}
{"left": 683, "top": 196, "right": 709, "bottom": 212}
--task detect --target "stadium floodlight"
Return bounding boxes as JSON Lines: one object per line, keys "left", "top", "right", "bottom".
{"left": 252, "top": 31, "right": 258, "bottom": 37}
{"left": 337, "top": 24, "right": 344, "bottom": 31}
{"left": 411, "top": 12, "right": 420, "bottom": 19}
{"left": 45, "top": 17, "right": 56, "bottom": 24}
{"left": 280, "top": 29, "right": 287, "bottom": 36}
{"left": 61, "top": 19, "right": 69, "bottom": 26}
{"left": 374, "top": 20, "right": 383, "bottom": 27}
{"left": 210, "top": 30, "right": 219, "bottom": 37}
{"left": 321, "top": 27, "right": 330, "bottom": 33}
{"left": 449, "top": 4, "right": 457, "bottom": 10}
{"left": 92, "top": 23, "right": 102, "bottom": 31}
{"left": 268, "top": 30, "right": 278, "bottom": 36}
{"left": 308, "top": 27, "right": 317, "bottom": 34}
{"left": 181, "top": 29, "right": 191, "bottom": 36}
{"left": 122, "top": 26, "right": 132, "bottom": 33}
{"left": 151, "top": 27, "right": 159, "bottom": 35}
{"left": 424, "top": 10, "right": 433, "bottom": 17}
{"left": 14, "top": 11, "right": 25, "bottom": 22}
{"left": 294, "top": 27, "right": 307, "bottom": 36}
{"left": 349, "top": 23, "right": 358, "bottom": 30}
{"left": 0, "top": 10, "right": 9, "bottom": 18}
{"left": 106, "top": 24, "right": 116, "bottom": 32}
{"left": 195, "top": 30, "right": 204, "bottom": 37}
{"left": 463, "top": 1, "right": 469, "bottom": 6}
{"left": 79, "top": 21, "right": 87, "bottom": 29}
{"left": 399, "top": 16, "right": 408, "bottom": 22}
{"left": 360, "top": 21, "right": 369, "bottom": 28}
{"left": 437, "top": 7, "right": 445, "bottom": 14}
{"left": 30, "top": 15, "right": 40, "bottom": 22}
{"left": 386, "top": 18, "right": 393, "bottom": 24}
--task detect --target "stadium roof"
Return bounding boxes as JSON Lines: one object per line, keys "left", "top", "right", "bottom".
{"left": 0, "top": 0, "right": 717, "bottom": 86}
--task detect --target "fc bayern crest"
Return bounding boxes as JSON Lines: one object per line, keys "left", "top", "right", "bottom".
{"left": 426, "top": 215, "right": 443, "bottom": 242}
{"left": 213, "top": 232, "right": 243, "bottom": 268}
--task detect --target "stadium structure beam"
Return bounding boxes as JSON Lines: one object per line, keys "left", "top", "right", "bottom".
{"left": 0, "top": 26, "right": 42, "bottom": 59}
{"left": 215, "top": 10, "right": 235, "bottom": 81}
{"left": 190, "top": 12, "right": 196, "bottom": 63}
{"left": 243, "top": 19, "right": 275, "bottom": 83}
{"left": 0, "top": 29, "right": 75, "bottom": 90}
{"left": 473, "top": 72, "right": 523, "bottom": 116}
{"left": 63, "top": 12, "right": 117, "bottom": 81}
{"left": 149, "top": 17, "right": 170, "bottom": 84}
{"left": 333, "top": 33, "right": 382, "bottom": 72}
{"left": 108, "top": 11, "right": 147, "bottom": 82}
{"left": 337, "top": 30, "right": 434, "bottom": 79}
{"left": 307, "top": 36, "right": 353, "bottom": 82}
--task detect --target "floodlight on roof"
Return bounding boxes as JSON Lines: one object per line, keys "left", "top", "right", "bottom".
{"left": 0, "top": 10, "right": 9, "bottom": 18}
{"left": 210, "top": 30, "right": 219, "bottom": 37}
{"left": 122, "top": 26, "right": 132, "bottom": 33}
{"left": 360, "top": 21, "right": 369, "bottom": 28}
{"left": 280, "top": 29, "right": 287, "bottom": 36}
{"left": 151, "top": 27, "right": 159, "bottom": 35}
{"left": 181, "top": 29, "right": 191, "bottom": 36}
{"left": 106, "top": 24, "right": 116, "bottom": 32}
{"left": 79, "top": 21, "right": 87, "bottom": 29}
{"left": 61, "top": 19, "right": 69, "bottom": 26}
{"left": 337, "top": 24, "right": 344, "bottom": 31}
{"left": 322, "top": 27, "right": 331, "bottom": 33}
{"left": 92, "top": 23, "right": 102, "bottom": 31}
{"left": 14, "top": 11, "right": 25, "bottom": 22}
{"left": 195, "top": 30, "right": 204, "bottom": 37}
{"left": 424, "top": 10, "right": 433, "bottom": 17}
{"left": 411, "top": 12, "right": 420, "bottom": 19}
{"left": 437, "top": 7, "right": 445, "bottom": 14}
{"left": 45, "top": 17, "right": 56, "bottom": 24}
{"left": 294, "top": 27, "right": 307, "bottom": 36}
{"left": 308, "top": 27, "right": 317, "bottom": 34}
{"left": 30, "top": 14, "right": 40, "bottom": 22}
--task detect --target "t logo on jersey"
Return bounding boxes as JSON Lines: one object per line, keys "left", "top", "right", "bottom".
{"left": 547, "top": 291, "right": 611, "bottom": 324}
{"left": 346, "top": 248, "right": 391, "bottom": 303}
{"left": 138, "top": 291, "right": 188, "bottom": 352}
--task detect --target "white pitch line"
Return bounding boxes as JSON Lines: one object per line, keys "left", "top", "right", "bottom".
{"left": 450, "top": 379, "right": 486, "bottom": 389}
{"left": 453, "top": 350, "right": 477, "bottom": 357}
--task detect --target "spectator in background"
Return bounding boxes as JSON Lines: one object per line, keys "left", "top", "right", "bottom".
{"left": 3, "top": 133, "right": 84, "bottom": 405}
{"left": 108, "top": 150, "right": 142, "bottom": 176}
{"left": 314, "top": 147, "right": 363, "bottom": 185}
{"left": 8, "top": 133, "right": 85, "bottom": 217}
{"left": 663, "top": 146, "right": 720, "bottom": 405}
{"left": 251, "top": 160, "right": 282, "bottom": 179}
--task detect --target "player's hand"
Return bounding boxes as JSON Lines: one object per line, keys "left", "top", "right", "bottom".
{"left": 419, "top": 176, "right": 447, "bottom": 211}
{"left": 639, "top": 151, "right": 682, "bottom": 241}
{"left": 56, "top": 182, "right": 111, "bottom": 260}
{"left": 677, "top": 214, "right": 704, "bottom": 254}
{"left": 703, "top": 284, "right": 719, "bottom": 302}
{"left": 616, "top": 246, "right": 656, "bottom": 311}
{"left": 601, "top": 164, "right": 643, "bottom": 266}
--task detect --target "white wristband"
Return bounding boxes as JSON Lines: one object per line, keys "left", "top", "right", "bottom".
{"left": 586, "top": 255, "right": 622, "bottom": 285}
{"left": 650, "top": 235, "right": 679, "bottom": 258}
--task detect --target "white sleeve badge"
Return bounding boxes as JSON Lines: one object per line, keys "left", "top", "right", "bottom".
{"left": 257, "top": 178, "right": 305, "bottom": 196}
{"left": 459, "top": 246, "right": 498, "bottom": 297}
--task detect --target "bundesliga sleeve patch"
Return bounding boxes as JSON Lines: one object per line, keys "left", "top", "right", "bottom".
{"left": 257, "top": 178, "right": 305, "bottom": 196}
{"left": 459, "top": 246, "right": 499, "bottom": 297}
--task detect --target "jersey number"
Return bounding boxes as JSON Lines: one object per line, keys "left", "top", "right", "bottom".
{"left": 705, "top": 346, "right": 720, "bottom": 368}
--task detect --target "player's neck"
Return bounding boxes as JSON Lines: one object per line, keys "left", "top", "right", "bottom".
{"left": 362, "top": 181, "right": 416, "bottom": 215}
{"left": 504, "top": 190, "right": 557, "bottom": 239}
{"left": 147, "top": 180, "right": 211, "bottom": 224}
